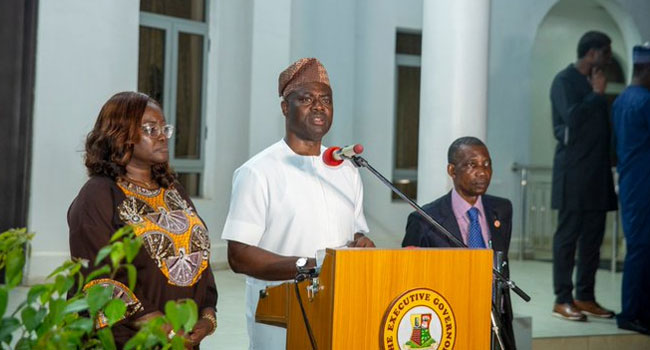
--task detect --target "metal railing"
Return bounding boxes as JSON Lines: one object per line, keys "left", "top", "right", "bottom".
{"left": 512, "top": 163, "right": 621, "bottom": 272}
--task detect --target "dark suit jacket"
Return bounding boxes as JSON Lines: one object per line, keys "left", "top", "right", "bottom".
{"left": 402, "top": 191, "right": 517, "bottom": 349}
{"left": 550, "top": 64, "right": 617, "bottom": 211}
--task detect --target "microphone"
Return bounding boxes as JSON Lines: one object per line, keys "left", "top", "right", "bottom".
{"left": 322, "top": 144, "right": 364, "bottom": 166}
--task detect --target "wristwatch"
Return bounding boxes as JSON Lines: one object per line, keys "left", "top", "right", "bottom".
{"left": 296, "top": 257, "right": 309, "bottom": 273}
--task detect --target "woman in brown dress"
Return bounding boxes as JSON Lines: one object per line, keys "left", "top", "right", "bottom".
{"left": 68, "top": 91, "right": 217, "bottom": 348}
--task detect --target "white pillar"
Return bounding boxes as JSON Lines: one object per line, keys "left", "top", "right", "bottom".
{"left": 417, "top": 0, "right": 491, "bottom": 201}
{"left": 29, "top": 0, "right": 140, "bottom": 282}
{"left": 248, "top": 0, "right": 292, "bottom": 156}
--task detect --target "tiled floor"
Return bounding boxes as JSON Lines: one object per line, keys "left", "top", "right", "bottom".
{"left": 509, "top": 259, "right": 627, "bottom": 338}
{"left": 7, "top": 260, "right": 649, "bottom": 349}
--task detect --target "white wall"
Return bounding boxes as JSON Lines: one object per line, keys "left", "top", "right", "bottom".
{"left": 486, "top": 0, "right": 557, "bottom": 253}
{"left": 530, "top": 0, "right": 630, "bottom": 166}
{"left": 352, "top": 0, "right": 422, "bottom": 247}
{"left": 26, "top": 0, "right": 650, "bottom": 281}
{"left": 27, "top": 0, "right": 256, "bottom": 278}
{"left": 247, "top": 0, "right": 292, "bottom": 155}
{"left": 192, "top": 0, "right": 254, "bottom": 269}
{"left": 485, "top": 0, "right": 648, "bottom": 254}
{"left": 28, "top": 0, "right": 140, "bottom": 282}
{"left": 282, "top": 0, "right": 423, "bottom": 247}
{"left": 290, "top": 0, "right": 357, "bottom": 148}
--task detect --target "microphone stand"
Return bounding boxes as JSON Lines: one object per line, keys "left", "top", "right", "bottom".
{"left": 348, "top": 155, "right": 530, "bottom": 349}
{"left": 492, "top": 251, "right": 508, "bottom": 350}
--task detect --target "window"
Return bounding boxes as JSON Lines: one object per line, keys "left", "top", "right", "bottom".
{"left": 138, "top": 0, "right": 208, "bottom": 196}
{"left": 392, "top": 32, "right": 422, "bottom": 200}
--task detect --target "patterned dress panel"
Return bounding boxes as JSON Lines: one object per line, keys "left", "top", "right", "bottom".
{"left": 117, "top": 181, "right": 210, "bottom": 287}
{"left": 83, "top": 278, "right": 143, "bottom": 329}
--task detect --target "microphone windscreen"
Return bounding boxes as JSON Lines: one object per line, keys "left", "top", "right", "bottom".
{"left": 322, "top": 146, "right": 343, "bottom": 166}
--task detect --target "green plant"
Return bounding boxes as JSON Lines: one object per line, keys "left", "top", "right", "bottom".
{"left": 0, "top": 227, "right": 198, "bottom": 350}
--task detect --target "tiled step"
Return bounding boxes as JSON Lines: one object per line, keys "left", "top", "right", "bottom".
{"left": 532, "top": 333, "right": 650, "bottom": 350}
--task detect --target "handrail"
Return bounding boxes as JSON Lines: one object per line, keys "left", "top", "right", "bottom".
{"left": 511, "top": 162, "right": 552, "bottom": 172}
{"left": 511, "top": 162, "right": 620, "bottom": 272}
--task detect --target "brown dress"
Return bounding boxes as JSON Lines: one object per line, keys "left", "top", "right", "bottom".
{"left": 68, "top": 176, "right": 218, "bottom": 348}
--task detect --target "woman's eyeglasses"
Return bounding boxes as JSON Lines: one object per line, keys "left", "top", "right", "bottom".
{"left": 141, "top": 123, "right": 174, "bottom": 139}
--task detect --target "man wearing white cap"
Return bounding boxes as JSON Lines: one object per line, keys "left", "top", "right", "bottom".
{"left": 612, "top": 43, "right": 650, "bottom": 336}
{"left": 221, "top": 58, "right": 375, "bottom": 349}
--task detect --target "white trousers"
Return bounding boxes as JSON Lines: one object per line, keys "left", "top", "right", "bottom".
{"left": 246, "top": 279, "right": 286, "bottom": 349}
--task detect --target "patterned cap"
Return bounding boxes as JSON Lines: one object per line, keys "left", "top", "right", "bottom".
{"left": 633, "top": 42, "right": 650, "bottom": 64}
{"left": 278, "top": 58, "right": 330, "bottom": 98}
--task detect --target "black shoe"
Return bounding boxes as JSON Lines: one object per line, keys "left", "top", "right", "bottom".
{"left": 618, "top": 319, "right": 650, "bottom": 336}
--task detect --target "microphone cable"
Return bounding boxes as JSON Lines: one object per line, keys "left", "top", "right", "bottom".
{"left": 294, "top": 274, "right": 318, "bottom": 350}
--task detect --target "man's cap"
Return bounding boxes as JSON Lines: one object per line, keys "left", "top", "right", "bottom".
{"left": 278, "top": 58, "right": 330, "bottom": 98}
{"left": 633, "top": 42, "right": 650, "bottom": 64}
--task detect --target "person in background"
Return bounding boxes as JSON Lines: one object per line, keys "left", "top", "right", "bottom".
{"left": 612, "top": 43, "right": 650, "bottom": 336}
{"left": 549, "top": 31, "right": 617, "bottom": 322}
{"left": 68, "top": 91, "right": 218, "bottom": 348}
{"left": 402, "top": 136, "right": 516, "bottom": 350}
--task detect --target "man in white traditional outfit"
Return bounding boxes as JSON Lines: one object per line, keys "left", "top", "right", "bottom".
{"left": 221, "top": 57, "right": 375, "bottom": 349}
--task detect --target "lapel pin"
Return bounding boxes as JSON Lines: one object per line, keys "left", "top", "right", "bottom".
{"left": 494, "top": 220, "right": 501, "bottom": 228}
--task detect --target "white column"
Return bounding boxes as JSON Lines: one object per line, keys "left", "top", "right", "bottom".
{"left": 417, "top": 0, "right": 491, "bottom": 201}
{"left": 248, "top": 0, "right": 292, "bottom": 156}
{"left": 29, "top": 0, "right": 140, "bottom": 282}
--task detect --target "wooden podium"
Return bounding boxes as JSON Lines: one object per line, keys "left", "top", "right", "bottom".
{"left": 256, "top": 248, "right": 493, "bottom": 349}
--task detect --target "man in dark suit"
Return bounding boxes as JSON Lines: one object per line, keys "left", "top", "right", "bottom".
{"left": 402, "top": 136, "right": 516, "bottom": 350}
{"left": 549, "top": 31, "right": 617, "bottom": 321}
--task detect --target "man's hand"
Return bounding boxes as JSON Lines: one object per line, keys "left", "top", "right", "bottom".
{"left": 591, "top": 67, "right": 607, "bottom": 94}
{"left": 347, "top": 233, "right": 376, "bottom": 248}
{"left": 228, "top": 240, "right": 314, "bottom": 280}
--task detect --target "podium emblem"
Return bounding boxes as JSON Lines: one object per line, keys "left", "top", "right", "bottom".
{"left": 380, "top": 288, "right": 457, "bottom": 350}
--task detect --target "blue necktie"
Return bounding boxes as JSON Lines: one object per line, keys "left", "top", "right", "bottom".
{"left": 467, "top": 207, "right": 485, "bottom": 248}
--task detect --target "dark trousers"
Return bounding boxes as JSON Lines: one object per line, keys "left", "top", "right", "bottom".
{"left": 552, "top": 210, "right": 606, "bottom": 304}
{"left": 618, "top": 206, "right": 650, "bottom": 324}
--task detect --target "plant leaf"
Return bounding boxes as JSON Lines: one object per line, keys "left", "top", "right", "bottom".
{"left": 86, "top": 284, "right": 113, "bottom": 317}
{"left": 95, "top": 246, "right": 112, "bottom": 266}
{"left": 46, "top": 260, "right": 73, "bottom": 279}
{"left": 171, "top": 335, "right": 185, "bottom": 350}
{"left": 124, "top": 238, "right": 141, "bottom": 264}
{"left": 64, "top": 298, "right": 89, "bottom": 314}
{"left": 125, "top": 264, "right": 137, "bottom": 291}
{"left": 109, "top": 242, "right": 125, "bottom": 269}
{"left": 47, "top": 298, "right": 66, "bottom": 326}
{"left": 0, "top": 287, "right": 7, "bottom": 318}
{"left": 0, "top": 317, "right": 20, "bottom": 343}
{"left": 104, "top": 299, "right": 126, "bottom": 326}
{"left": 6, "top": 247, "right": 25, "bottom": 288}
{"left": 67, "top": 317, "right": 93, "bottom": 333}
{"left": 75, "top": 270, "right": 84, "bottom": 294}
{"left": 84, "top": 265, "right": 111, "bottom": 284}
{"left": 21, "top": 306, "right": 36, "bottom": 330}
{"left": 68, "top": 262, "right": 82, "bottom": 276}
{"left": 14, "top": 337, "right": 32, "bottom": 350}
{"left": 97, "top": 327, "right": 117, "bottom": 350}
{"left": 181, "top": 299, "right": 198, "bottom": 332}
{"left": 53, "top": 274, "right": 75, "bottom": 296}
{"left": 124, "top": 331, "right": 147, "bottom": 350}
{"left": 39, "top": 285, "right": 53, "bottom": 305}
{"left": 164, "top": 301, "right": 183, "bottom": 332}
{"left": 27, "top": 285, "right": 48, "bottom": 304}
{"left": 110, "top": 226, "right": 133, "bottom": 243}
{"left": 21, "top": 305, "right": 46, "bottom": 331}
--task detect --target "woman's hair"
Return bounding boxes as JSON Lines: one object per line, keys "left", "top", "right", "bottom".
{"left": 84, "top": 91, "right": 176, "bottom": 188}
